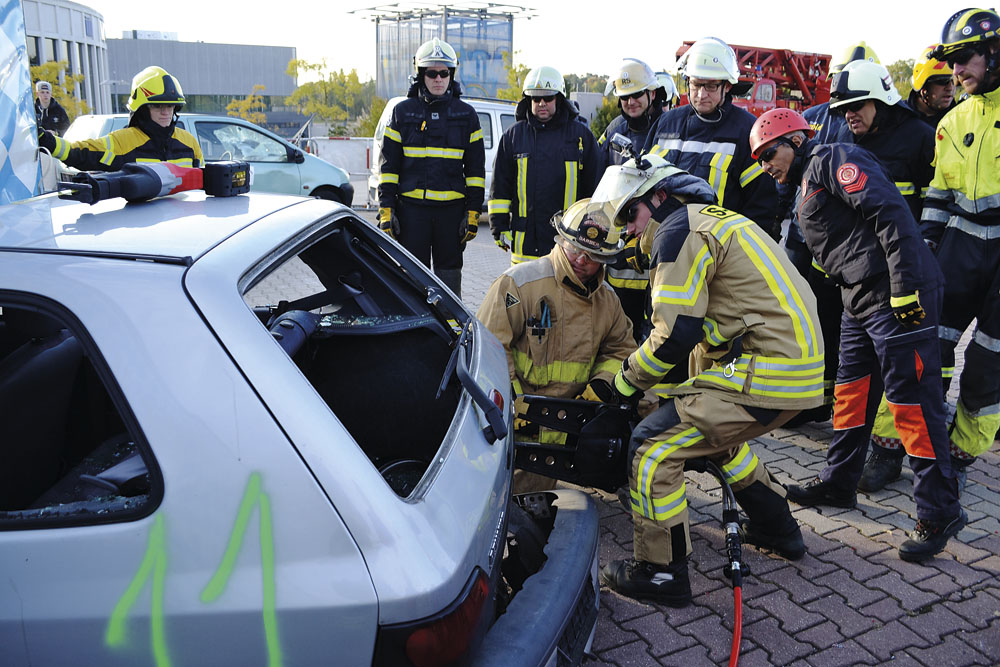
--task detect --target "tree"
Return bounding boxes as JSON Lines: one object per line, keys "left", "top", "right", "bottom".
{"left": 496, "top": 51, "right": 530, "bottom": 102}
{"left": 886, "top": 59, "right": 915, "bottom": 100}
{"left": 285, "top": 59, "right": 371, "bottom": 128}
{"left": 30, "top": 60, "right": 87, "bottom": 121}
{"left": 590, "top": 97, "right": 619, "bottom": 140}
{"left": 226, "top": 84, "right": 267, "bottom": 126}
{"left": 564, "top": 73, "right": 606, "bottom": 94}
{"left": 357, "top": 96, "right": 387, "bottom": 138}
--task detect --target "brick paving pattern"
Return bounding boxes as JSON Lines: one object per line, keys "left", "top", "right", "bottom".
{"left": 358, "top": 211, "right": 1000, "bottom": 667}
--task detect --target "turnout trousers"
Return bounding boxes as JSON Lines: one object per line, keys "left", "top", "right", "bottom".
{"left": 396, "top": 199, "right": 465, "bottom": 271}
{"left": 821, "top": 285, "right": 961, "bottom": 522}
{"left": 627, "top": 392, "right": 795, "bottom": 565}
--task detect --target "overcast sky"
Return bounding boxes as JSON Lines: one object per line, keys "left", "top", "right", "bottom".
{"left": 81, "top": 0, "right": 972, "bottom": 82}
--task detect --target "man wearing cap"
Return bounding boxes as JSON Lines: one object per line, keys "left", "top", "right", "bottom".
{"left": 488, "top": 65, "right": 601, "bottom": 265}
{"left": 34, "top": 81, "right": 69, "bottom": 136}
{"left": 477, "top": 199, "right": 634, "bottom": 493}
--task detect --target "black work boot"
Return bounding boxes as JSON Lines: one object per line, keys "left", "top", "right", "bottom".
{"left": 785, "top": 477, "right": 857, "bottom": 509}
{"left": 898, "top": 510, "right": 968, "bottom": 562}
{"left": 600, "top": 558, "right": 692, "bottom": 608}
{"left": 735, "top": 481, "right": 805, "bottom": 560}
{"left": 857, "top": 449, "right": 904, "bottom": 492}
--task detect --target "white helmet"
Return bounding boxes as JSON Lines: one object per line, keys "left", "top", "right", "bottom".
{"left": 414, "top": 38, "right": 458, "bottom": 70}
{"left": 829, "top": 60, "right": 901, "bottom": 109}
{"left": 606, "top": 58, "right": 658, "bottom": 97}
{"left": 523, "top": 66, "right": 565, "bottom": 96}
{"left": 680, "top": 37, "right": 740, "bottom": 84}
{"left": 591, "top": 154, "right": 688, "bottom": 226}
{"left": 654, "top": 71, "right": 679, "bottom": 102}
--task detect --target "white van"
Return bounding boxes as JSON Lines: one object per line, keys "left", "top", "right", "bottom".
{"left": 368, "top": 96, "right": 517, "bottom": 208}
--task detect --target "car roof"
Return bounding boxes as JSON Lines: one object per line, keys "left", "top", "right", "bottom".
{"left": 0, "top": 191, "right": 309, "bottom": 263}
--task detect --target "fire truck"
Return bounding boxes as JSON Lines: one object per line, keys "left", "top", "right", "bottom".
{"left": 676, "top": 42, "right": 832, "bottom": 116}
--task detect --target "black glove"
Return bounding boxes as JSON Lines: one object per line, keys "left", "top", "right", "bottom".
{"left": 580, "top": 379, "right": 616, "bottom": 403}
{"left": 891, "top": 292, "right": 926, "bottom": 327}
{"left": 37, "top": 129, "right": 56, "bottom": 153}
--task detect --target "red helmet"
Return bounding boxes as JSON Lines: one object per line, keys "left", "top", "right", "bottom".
{"left": 749, "top": 109, "right": 815, "bottom": 160}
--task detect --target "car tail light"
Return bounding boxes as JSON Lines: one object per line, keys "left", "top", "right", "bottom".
{"left": 374, "top": 568, "right": 493, "bottom": 667}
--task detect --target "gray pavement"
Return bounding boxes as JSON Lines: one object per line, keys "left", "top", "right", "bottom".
{"left": 443, "top": 226, "right": 1000, "bottom": 667}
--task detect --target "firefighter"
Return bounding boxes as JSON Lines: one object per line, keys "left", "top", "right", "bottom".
{"left": 801, "top": 42, "right": 880, "bottom": 143}
{"left": 594, "top": 158, "right": 822, "bottom": 606}
{"left": 476, "top": 199, "right": 635, "bottom": 493}
{"left": 921, "top": 8, "right": 1000, "bottom": 489}
{"left": 825, "top": 61, "right": 937, "bottom": 491}
{"left": 38, "top": 66, "right": 203, "bottom": 171}
{"left": 599, "top": 59, "right": 667, "bottom": 167}
{"left": 489, "top": 66, "right": 601, "bottom": 265}
{"left": 33, "top": 81, "right": 69, "bottom": 136}
{"left": 752, "top": 108, "right": 965, "bottom": 562}
{"left": 654, "top": 72, "right": 679, "bottom": 111}
{"left": 643, "top": 37, "right": 779, "bottom": 239}
{"left": 909, "top": 45, "right": 957, "bottom": 128}
{"left": 376, "top": 38, "right": 485, "bottom": 297}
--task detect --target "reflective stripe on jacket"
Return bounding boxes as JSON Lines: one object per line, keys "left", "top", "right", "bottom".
{"left": 51, "top": 125, "right": 203, "bottom": 172}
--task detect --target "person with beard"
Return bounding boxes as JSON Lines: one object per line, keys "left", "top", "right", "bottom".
{"left": 488, "top": 66, "right": 601, "bottom": 265}
{"left": 38, "top": 66, "right": 202, "bottom": 170}
{"left": 376, "top": 38, "right": 485, "bottom": 297}
{"left": 908, "top": 45, "right": 957, "bottom": 128}
{"left": 643, "top": 37, "right": 778, "bottom": 239}
{"left": 33, "top": 81, "right": 69, "bottom": 136}
{"left": 751, "top": 108, "right": 965, "bottom": 562}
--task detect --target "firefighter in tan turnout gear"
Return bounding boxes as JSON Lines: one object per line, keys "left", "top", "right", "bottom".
{"left": 592, "top": 158, "right": 824, "bottom": 607}
{"left": 477, "top": 199, "right": 636, "bottom": 493}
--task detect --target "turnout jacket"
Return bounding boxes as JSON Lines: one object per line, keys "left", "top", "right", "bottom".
{"left": 798, "top": 143, "right": 942, "bottom": 318}
{"left": 476, "top": 247, "right": 634, "bottom": 399}
{"left": 378, "top": 81, "right": 485, "bottom": 211}
{"left": 921, "top": 85, "right": 1000, "bottom": 245}
{"left": 833, "top": 101, "right": 935, "bottom": 221}
{"left": 489, "top": 99, "right": 602, "bottom": 263}
{"left": 48, "top": 115, "right": 203, "bottom": 171}
{"left": 34, "top": 97, "right": 70, "bottom": 135}
{"left": 620, "top": 202, "right": 823, "bottom": 411}
{"left": 598, "top": 105, "right": 663, "bottom": 166}
{"left": 643, "top": 97, "right": 777, "bottom": 228}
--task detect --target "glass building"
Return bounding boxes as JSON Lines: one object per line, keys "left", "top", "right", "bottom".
{"left": 367, "top": 4, "right": 528, "bottom": 99}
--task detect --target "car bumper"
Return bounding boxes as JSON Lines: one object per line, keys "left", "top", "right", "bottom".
{"left": 473, "top": 489, "right": 599, "bottom": 667}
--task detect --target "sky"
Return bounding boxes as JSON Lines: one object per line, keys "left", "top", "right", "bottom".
{"left": 82, "top": 0, "right": 974, "bottom": 83}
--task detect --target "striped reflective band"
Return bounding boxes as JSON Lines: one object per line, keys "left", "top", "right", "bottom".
{"left": 466, "top": 176, "right": 485, "bottom": 188}
{"left": 98, "top": 136, "right": 115, "bottom": 166}
{"left": 563, "top": 162, "right": 578, "bottom": 210}
{"left": 384, "top": 127, "right": 401, "bottom": 143}
{"left": 654, "top": 138, "right": 737, "bottom": 156}
{"left": 938, "top": 326, "right": 963, "bottom": 342}
{"left": 708, "top": 153, "right": 733, "bottom": 205}
{"left": 652, "top": 244, "right": 713, "bottom": 306}
{"left": 702, "top": 317, "right": 729, "bottom": 346}
{"left": 402, "top": 146, "right": 464, "bottom": 159}
{"left": 488, "top": 198, "right": 511, "bottom": 214}
{"left": 511, "top": 349, "right": 595, "bottom": 386}
{"left": 895, "top": 182, "right": 916, "bottom": 196}
{"left": 739, "top": 162, "right": 765, "bottom": 187}
{"left": 973, "top": 330, "right": 1000, "bottom": 353}
{"left": 636, "top": 426, "right": 704, "bottom": 519}
{"left": 721, "top": 443, "right": 758, "bottom": 484}
{"left": 954, "top": 190, "right": 1000, "bottom": 215}
{"left": 401, "top": 189, "right": 464, "bottom": 201}
{"left": 607, "top": 275, "right": 648, "bottom": 289}
{"left": 635, "top": 339, "right": 675, "bottom": 376}
{"left": 380, "top": 172, "right": 399, "bottom": 184}
{"left": 470, "top": 129, "right": 483, "bottom": 142}
{"left": 516, "top": 156, "right": 528, "bottom": 217}
{"left": 946, "top": 216, "right": 1000, "bottom": 240}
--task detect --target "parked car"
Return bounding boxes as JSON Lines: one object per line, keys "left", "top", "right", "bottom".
{"left": 0, "top": 184, "right": 598, "bottom": 666}
{"left": 63, "top": 113, "right": 354, "bottom": 206}
{"left": 368, "top": 96, "right": 517, "bottom": 208}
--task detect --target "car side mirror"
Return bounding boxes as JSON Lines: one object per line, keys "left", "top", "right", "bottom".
{"left": 289, "top": 148, "right": 305, "bottom": 164}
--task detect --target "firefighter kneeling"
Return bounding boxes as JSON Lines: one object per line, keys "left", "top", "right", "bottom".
{"left": 591, "top": 156, "right": 825, "bottom": 607}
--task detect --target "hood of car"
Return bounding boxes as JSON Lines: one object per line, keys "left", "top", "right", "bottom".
{"left": 0, "top": 191, "right": 309, "bottom": 261}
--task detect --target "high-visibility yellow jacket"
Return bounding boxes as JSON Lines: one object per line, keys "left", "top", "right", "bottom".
{"left": 476, "top": 246, "right": 635, "bottom": 399}
{"left": 921, "top": 86, "right": 1000, "bottom": 242}
{"left": 620, "top": 203, "right": 824, "bottom": 410}
{"left": 49, "top": 119, "right": 202, "bottom": 171}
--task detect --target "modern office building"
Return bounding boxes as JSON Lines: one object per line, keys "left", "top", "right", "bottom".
{"left": 21, "top": 0, "right": 112, "bottom": 114}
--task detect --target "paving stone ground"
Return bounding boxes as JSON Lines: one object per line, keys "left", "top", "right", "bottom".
{"left": 358, "top": 210, "right": 1000, "bottom": 667}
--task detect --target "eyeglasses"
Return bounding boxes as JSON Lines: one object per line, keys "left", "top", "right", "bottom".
{"left": 689, "top": 81, "right": 723, "bottom": 93}
{"left": 757, "top": 137, "right": 795, "bottom": 166}
{"left": 619, "top": 90, "right": 647, "bottom": 101}
{"left": 944, "top": 46, "right": 985, "bottom": 68}
{"left": 424, "top": 69, "right": 451, "bottom": 79}
{"left": 530, "top": 94, "right": 557, "bottom": 103}
{"left": 832, "top": 99, "right": 868, "bottom": 115}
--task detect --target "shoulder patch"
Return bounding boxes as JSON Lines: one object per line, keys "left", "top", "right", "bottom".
{"left": 837, "top": 163, "right": 867, "bottom": 193}
{"left": 505, "top": 292, "right": 520, "bottom": 309}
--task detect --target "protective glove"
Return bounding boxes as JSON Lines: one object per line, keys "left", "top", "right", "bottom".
{"left": 890, "top": 291, "right": 926, "bottom": 327}
{"left": 378, "top": 207, "right": 400, "bottom": 239}
{"left": 459, "top": 211, "right": 479, "bottom": 244}
{"left": 490, "top": 213, "right": 512, "bottom": 251}
{"left": 611, "top": 371, "right": 641, "bottom": 408}
{"left": 621, "top": 236, "right": 649, "bottom": 273}
{"left": 37, "top": 129, "right": 56, "bottom": 154}
{"left": 580, "top": 378, "right": 616, "bottom": 403}
{"left": 512, "top": 395, "right": 534, "bottom": 433}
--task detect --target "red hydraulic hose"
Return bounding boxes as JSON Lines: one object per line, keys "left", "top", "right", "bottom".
{"left": 729, "top": 585, "right": 743, "bottom": 667}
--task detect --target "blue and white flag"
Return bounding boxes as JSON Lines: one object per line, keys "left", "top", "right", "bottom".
{"left": 0, "top": 0, "right": 40, "bottom": 204}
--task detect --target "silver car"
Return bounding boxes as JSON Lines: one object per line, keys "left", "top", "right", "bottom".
{"left": 0, "top": 188, "right": 598, "bottom": 665}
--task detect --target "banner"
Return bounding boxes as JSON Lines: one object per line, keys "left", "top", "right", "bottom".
{"left": 0, "top": 0, "right": 40, "bottom": 204}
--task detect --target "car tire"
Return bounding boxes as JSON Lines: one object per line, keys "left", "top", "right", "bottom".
{"left": 311, "top": 186, "right": 346, "bottom": 204}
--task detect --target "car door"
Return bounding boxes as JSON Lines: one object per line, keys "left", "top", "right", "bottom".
{"left": 192, "top": 119, "right": 302, "bottom": 195}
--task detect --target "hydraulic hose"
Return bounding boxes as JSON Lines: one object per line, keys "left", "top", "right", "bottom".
{"left": 703, "top": 460, "right": 744, "bottom": 667}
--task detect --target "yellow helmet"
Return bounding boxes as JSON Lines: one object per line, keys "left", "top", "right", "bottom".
{"left": 912, "top": 44, "right": 954, "bottom": 90}
{"left": 127, "top": 66, "right": 185, "bottom": 112}
{"left": 551, "top": 198, "right": 624, "bottom": 261}
{"left": 829, "top": 41, "right": 880, "bottom": 78}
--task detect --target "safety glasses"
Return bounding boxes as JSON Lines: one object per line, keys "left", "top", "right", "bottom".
{"left": 424, "top": 69, "right": 451, "bottom": 79}
{"left": 530, "top": 94, "right": 557, "bottom": 103}
{"left": 563, "top": 244, "right": 609, "bottom": 264}
{"left": 625, "top": 192, "right": 655, "bottom": 223}
{"left": 832, "top": 99, "right": 868, "bottom": 115}
{"left": 619, "top": 90, "right": 647, "bottom": 101}
{"left": 945, "top": 45, "right": 984, "bottom": 68}
{"left": 756, "top": 137, "right": 796, "bottom": 166}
